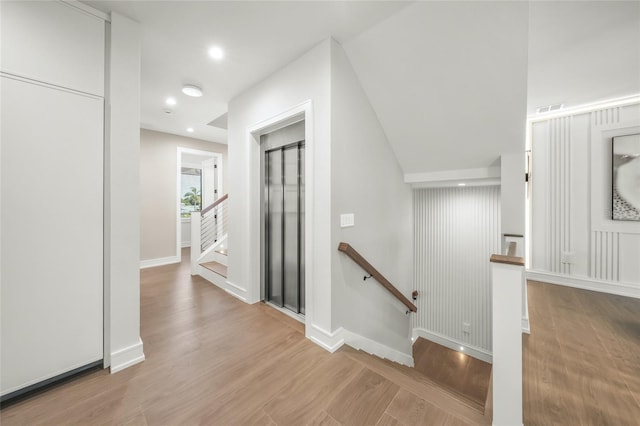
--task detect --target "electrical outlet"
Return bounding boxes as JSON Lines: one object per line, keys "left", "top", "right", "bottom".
{"left": 462, "top": 322, "right": 471, "bottom": 334}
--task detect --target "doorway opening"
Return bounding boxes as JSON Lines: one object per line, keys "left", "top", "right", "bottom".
{"left": 176, "top": 147, "right": 223, "bottom": 262}
{"left": 261, "top": 121, "right": 305, "bottom": 319}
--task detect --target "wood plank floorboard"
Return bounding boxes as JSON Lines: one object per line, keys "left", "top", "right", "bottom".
{"left": 524, "top": 280, "right": 640, "bottom": 425}
{"left": 411, "top": 337, "right": 491, "bottom": 412}
{"left": 200, "top": 261, "right": 227, "bottom": 278}
{"left": 0, "top": 249, "right": 489, "bottom": 426}
{"left": 3, "top": 252, "right": 639, "bottom": 425}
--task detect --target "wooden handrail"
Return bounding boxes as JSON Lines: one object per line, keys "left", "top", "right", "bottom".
{"left": 338, "top": 242, "right": 417, "bottom": 313}
{"left": 201, "top": 193, "right": 228, "bottom": 215}
{"left": 490, "top": 254, "right": 524, "bottom": 266}
{"left": 490, "top": 240, "right": 524, "bottom": 266}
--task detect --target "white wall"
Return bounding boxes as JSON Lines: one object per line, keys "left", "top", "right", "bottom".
{"left": 501, "top": 152, "right": 526, "bottom": 236}
{"left": 106, "top": 12, "right": 145, "bottom": 372}
{"left": 139, "top": 129, "right": 227, "bottom": 262}
{"left": 227, "top": 40, "right": 333, "bottom": 341}
{"left": 413, "top": 187, "right": 501, "bottom": 360}
{"left": 330, "top": 40, "right": 414, "bottom": 361}
{"left": 529, "top": 100, "right": 640, "bottom": 297}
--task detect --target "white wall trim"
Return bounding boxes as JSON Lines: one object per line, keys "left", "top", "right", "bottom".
{"left": 306, "top": 324, "right": 345, "bottom": 353}
{"left": 522, "top": 318, "right": 530, "bottom": 334}
{"left": 225, "top": 280, "right": 248, "bottom": 295}
{"left": 527, "top": 94, "right": 640, "bottom": 123}
{"left": 176, "top": 147, "right": 223, "bottom": 265}
{"left": 140, "top": 256, "right": 179, "bottom": 269}
{"left": 61, "top": 1, "right": 110, "bottom": 21}
{"left": 343, "top": 330, "right": 414, "bottom": 367}
{"left": 526, "top": 269, "right": 640, "bottom": 299}
{"left": 405, "top": 166, "right": 500, "bottom": 187}
{"left": 412, "top": 328, "right": 493, "bottom": 364}
{"left": 110, "top": 338, "right": 144, "bottom": 374}
{"left": 246, "top": 99, "right": 315, "bottom": 310}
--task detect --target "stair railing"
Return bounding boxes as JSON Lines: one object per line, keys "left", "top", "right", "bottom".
{"left": 200, "top": 194, "right": 228, "bottom": 253}
{"left": 338, "top": 242, "right": 417, "bottom": 313}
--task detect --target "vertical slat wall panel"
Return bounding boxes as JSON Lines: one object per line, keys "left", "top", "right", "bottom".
{"left": 592, "top": 231, "right": 619, "bottom": 281}
{"left": 544, "top": 116, "right": 572, "bottom": 274}
{"left": 413, "top": 186, "right": 500, "bottom": 352}
{"left": 534, "top": 106, "right": 624, "bottom": 282}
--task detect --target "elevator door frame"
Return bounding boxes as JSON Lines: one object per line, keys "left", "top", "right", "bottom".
{"left": 264, "top": 141, "right": 305, "bottom": 317}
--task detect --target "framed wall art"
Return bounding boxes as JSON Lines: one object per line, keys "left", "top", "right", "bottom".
{"left": 612, "top": 133, "right": 640, "bottom": 221}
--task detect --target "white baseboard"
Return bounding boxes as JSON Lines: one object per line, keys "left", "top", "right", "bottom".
{"left": 140, "top": 256, "right": 179, "bottom": 269}
{"left": 526, "top": 269, "right": 640, "bottom": 299}
{"left": 343, "top": 330, "right": 414, "bottom": 367}
{"left": 110, "top": 338, "right": 145, "bottom": 374}
{"left": 306, "top": 324, "right": 345, "bottom": 353}
{"left": 522, "top": 318, "right": 530, "bottom": 334}
{"left": 224, "top": 280, "right": 248, "bottom": 302}
{"left": 412, "top": 328, "right": 492, "bottom": 364}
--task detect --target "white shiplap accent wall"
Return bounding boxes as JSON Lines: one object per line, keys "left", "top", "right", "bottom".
{"left": 530, "top": 100, "right": 640, "bottom": 297}
{"left": 413, "top": 187, "right": 501, "bottom": 353}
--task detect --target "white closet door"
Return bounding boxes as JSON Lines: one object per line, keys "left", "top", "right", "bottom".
{"left": 1, "top": 76, "right": 104, "bottom": 396}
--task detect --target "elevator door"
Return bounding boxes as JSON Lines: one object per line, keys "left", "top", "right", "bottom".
{"left": 266, "top": 142, "right": 305, "bottom": 315}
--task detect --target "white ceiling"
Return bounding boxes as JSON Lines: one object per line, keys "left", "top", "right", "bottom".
{"left": 527, "top": 1, "right": 640, "bottom": 114}
{"left": 343, "top": 0, "right": 640, "bottom": 175}
{"left": 84, "top": 0, "right": 411, "bottom": 143}
{"left": 343, "top": 1, "right": 530, "bottom": 175}
{"left": 85, "top": 1, "right": 639, "bottom": 176}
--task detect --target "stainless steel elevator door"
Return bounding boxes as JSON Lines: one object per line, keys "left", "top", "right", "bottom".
{"left": 266, "top": 142, "right": 305, "bottom": 315}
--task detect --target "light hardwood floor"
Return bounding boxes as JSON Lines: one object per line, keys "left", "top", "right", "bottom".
{"left": 524, "top": 280, "right": 640, "bottom": 425}
{"left": 3, "top": 254, "right": 639, "bottom": 425}
{"left": 412, "top": 338, "right": 491, "bottom": 411}
{"left": 0, "top": 249, "right": 485, "bottom": 426}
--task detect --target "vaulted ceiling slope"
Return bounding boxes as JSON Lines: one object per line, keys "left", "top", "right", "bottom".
{"left": 85, "top": 0, "right": 411, "bottom": 143}
{"left": 343, "top": 1, "right": 640, "bottom": 177}
{"left": 343, "top": 1, "right": 530, "bottom": 176}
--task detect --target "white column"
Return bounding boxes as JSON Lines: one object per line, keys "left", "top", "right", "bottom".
{"left": 107, "top": 12, "right": 145, "bottom": 373}
{"left": 491, "top": 258, "right": 524, "bottom": 426}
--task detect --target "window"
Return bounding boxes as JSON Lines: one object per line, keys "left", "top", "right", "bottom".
{"left": 180, "top": 167, "right": 201, "bottom": 218}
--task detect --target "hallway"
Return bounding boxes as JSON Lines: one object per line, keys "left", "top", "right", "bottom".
{"left": 3, "top": 252, "right": 639, "bottom": 425}
{"left": 0, "top": 249, "right": 485, "bottom": 425}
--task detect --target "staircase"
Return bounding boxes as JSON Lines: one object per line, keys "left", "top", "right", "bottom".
{"left": 339, "top": 344, "right": 492, "bottom": 425}
{"left": 190, "top": 194, "right": 229, "bottom": 288}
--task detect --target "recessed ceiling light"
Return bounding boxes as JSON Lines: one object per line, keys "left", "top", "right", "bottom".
{"left": 458, "top": 183, "right": 466, "bottom": 187}
{"left": 165, "top": 97, "right": 176, "bottom": 106}
{"left": 208, "top": 46, "right": 224, "bottom": 60}
{"left": 187, "top": 127, "right": 194, "bottom": 133}
{"left": 182, "top": 85, "right": 203, "bottom": 97}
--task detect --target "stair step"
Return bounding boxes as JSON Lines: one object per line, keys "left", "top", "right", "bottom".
{"left": 339, "top": 345, "right": 490, "bottom": 425}
{"left": 215, "top": 248, "right": 227, "bottom": 256}
{"left": 412, "top": 337, "right": 492, "bottom": 412}
{"left": 200, "top": 261, "right": 227, "bottom": 278}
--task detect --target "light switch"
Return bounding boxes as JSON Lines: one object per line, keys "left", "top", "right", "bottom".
{"left": 340, "top": 213, "right": 355, "bottom": 228}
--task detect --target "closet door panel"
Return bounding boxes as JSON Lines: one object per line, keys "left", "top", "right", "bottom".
{"left": 0, "top": 76, "right": 104, "bottom": 396}
{"left": 1, "top": 1, "right": 105, "bottom": 96}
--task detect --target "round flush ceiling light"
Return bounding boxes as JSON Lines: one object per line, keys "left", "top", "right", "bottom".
{"left": 182, "top": 84, "right": 203, "bottom": 97}
{"left": 208, "top": 46, "right": 224, "bottom": 60}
